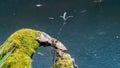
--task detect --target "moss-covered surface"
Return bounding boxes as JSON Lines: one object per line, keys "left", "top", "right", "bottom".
{"left": 0, "top": 28, "right": 76, "bottom": 68}
{"left": 53, "top": 50, "right": 74, "bottom": 68}
{"left": 0, "top": 28, "right": 40, "bottom": 68}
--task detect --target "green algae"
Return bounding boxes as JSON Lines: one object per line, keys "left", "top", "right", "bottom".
{"left": 0, "top": 28, "right": 40, "bottom": 68}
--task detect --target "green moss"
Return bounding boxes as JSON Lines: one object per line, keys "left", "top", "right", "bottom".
{"left": 0, "top": 28, "right": 40, "bottom": 68}
{"left": 53, "top": 50, "right": 74, "bottom": 68}
{"left": 0, "top": 28, "right": 76, "bottom": 68}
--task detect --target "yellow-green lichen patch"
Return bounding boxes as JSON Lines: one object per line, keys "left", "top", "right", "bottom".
{"left": 53, "top": 50, "right": 74, "bottom": 68}
{"left": 0, "top": 28, "right": 40, "bottom": 68}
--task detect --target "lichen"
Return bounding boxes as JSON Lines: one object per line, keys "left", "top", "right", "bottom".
{"left": 0, "top": 28, "right": 40, "bottom": 68}
{"left": 53, "top": 50, "right": 74, "bottom": 68}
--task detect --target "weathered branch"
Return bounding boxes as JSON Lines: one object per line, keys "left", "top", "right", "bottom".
{"left": 0, "top": 28, "right": 78, "bottom": 68}
{"left": 36, "top": 31, "right": 67, "bottom": 52}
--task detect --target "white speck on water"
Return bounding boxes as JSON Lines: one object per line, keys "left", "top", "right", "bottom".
{"left": 88, "top": 35, "right": 96, "bottom": 40}
{"left": 35, "top": 4, "right": 43, "bottom": 7}
{"left": 98, "top": 31, "right": 106, "bottom": 35}
{"left": 13, "top": 13, "right": 16, "bottom": 16}
{"left": 116, "top": 35, "right": 119, "bottom": 39}
{"left": 48, "top": 17, "right": 54, "bottom": 20}
{"left": 80, "top": 10, "right": 87, "bottom": 13}
{"left": 94, "top": 54, "right": 101, "bottom": 58}
{"left": 93, "top": 0, "right": 103, "bottom": 3}
{"left": 94, "top": 54, "right": 97, "bottom": 56}
{"left": 37, "top": 52, "right": 44, "bottom": 56}
{"left": 93, "top": 0, "right": 103, "bottom": 8}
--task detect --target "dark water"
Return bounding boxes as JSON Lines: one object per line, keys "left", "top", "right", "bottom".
{"left": 0, "top": 0, "right": 120, "bottom": 68}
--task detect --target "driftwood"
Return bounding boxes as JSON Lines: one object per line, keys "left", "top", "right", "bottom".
{"left": 36, "top": 31, "right": 67, "bottom": 52}
{"left": 0, "top": 28, "right": 78, "bottom": 68}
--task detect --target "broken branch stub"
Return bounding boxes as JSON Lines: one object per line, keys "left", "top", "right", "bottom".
{"left": 53, "top": 50, "right": 78, "bottom": 68}
{"left": 36, "top": 31, "right": 67, "bottom": 52}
